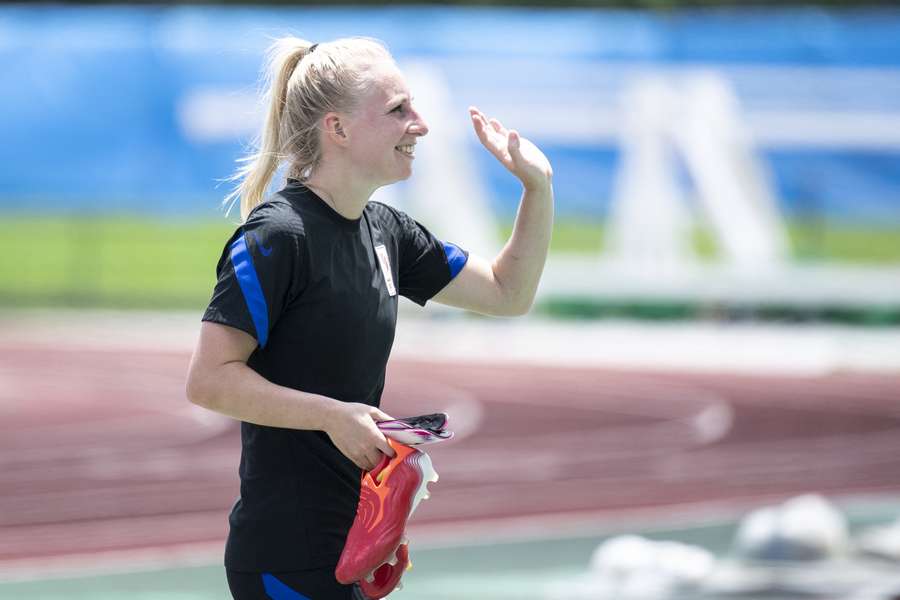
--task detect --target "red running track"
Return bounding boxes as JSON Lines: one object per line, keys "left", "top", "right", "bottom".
{"left": 2, "top": 344, "right": 900, "bottom": 565}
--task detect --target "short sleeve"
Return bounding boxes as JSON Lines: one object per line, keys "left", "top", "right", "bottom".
{"left": 393, "top": 209, "right": 469, "bottom": 306}
{"left": 201, "top": 207, "right": 304, "bottom": 348}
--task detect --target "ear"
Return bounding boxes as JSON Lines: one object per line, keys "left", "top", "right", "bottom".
{"left": 322, "top": 112, "right": 350, "bottom": 146}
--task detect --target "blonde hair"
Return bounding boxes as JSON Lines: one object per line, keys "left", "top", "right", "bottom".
{"left": 224, "top": 36, "right": 393, "bottom": 221}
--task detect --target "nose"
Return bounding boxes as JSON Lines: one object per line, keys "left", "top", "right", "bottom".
{"left": 409, "top": 108, "right": 429, "bottom": 137}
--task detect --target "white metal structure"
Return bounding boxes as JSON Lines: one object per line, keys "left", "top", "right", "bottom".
{"left": 606, "top": 73, "right": 788, "bottom": 273}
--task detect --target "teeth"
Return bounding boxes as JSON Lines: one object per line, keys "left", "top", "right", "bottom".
{"left": 365, "top": 570, "right": 376, "bottom": 583}
{"left": 395, "top": 144, "right": 415, "bottom": 156}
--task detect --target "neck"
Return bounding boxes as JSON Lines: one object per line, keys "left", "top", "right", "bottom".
{"left": 304, "top": 159, "right": 377, "bottom": 220}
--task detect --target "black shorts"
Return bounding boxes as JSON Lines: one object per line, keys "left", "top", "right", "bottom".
{"left": 226, "top": 568, "right": 368, "bottom": 600}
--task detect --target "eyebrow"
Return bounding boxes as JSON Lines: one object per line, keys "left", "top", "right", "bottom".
{"left": 387, "top": 95, "right": 414, "bottom": 107}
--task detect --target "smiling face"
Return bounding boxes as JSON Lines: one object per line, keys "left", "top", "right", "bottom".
{"left": 343, "top": 61, "right": 429, "bottom": 187}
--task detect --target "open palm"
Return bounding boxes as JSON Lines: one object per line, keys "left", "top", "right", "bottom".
{"left": 469, "top": 106, "right": 553, "bottom": 190}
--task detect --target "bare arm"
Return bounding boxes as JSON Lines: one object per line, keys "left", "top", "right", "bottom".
{"left": 432, "top": 107, "right": 554, "bottom": 317}
{"left": 185, "top": 321, "right": 394, "bottom": 470}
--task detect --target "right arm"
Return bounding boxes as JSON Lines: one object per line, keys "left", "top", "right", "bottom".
{"left": 185, "top": 321, "right": 395, "bottom": 470}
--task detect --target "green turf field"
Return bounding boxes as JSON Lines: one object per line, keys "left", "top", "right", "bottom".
{"left": 0, "top": 217, "right": 236, "bottom": 309}
{"left": 2, "top": 215, "right": 898, "bottom": 310}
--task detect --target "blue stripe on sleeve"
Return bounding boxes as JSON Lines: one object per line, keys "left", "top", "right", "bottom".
{"left": 261, "top": 573, "right": 310, "bottom": 600}
{"left": 229, "top": 233, "right": 270, "bottom": 348}
{"left": 442, "top": 241, "right": 468, "bottom": 279}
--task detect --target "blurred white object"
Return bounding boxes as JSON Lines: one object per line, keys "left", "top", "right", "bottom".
{"left": 607, "top": 72, "right": 787, "bottom": 272}
{"left": 677, "top": 74, "right": 789, "bottom": 269}
{"left": 733, "top": 494, "right": 849, "bottom": 562}
{"left": 177, "top": 87, "right": 260, "bottom": 142}
{"left": 856, "top": 517, "right": 900, "bottom": 562}
{"left": 848, "top": 578, "right": 900, "bottom": 600}
{"left": 545, "top": 535, "right": 714, "bottom": 599}
{"left": 542, "top": 70, "right": 900, "bottom": 309}
{"left": 704, "top": 494, "right": 900, "bottom": 597}
{"left": 607, "top": 79, "right": 693, "bottom": 271}
{"left": 590, "top": 534, "right": 714, "bottom": 584}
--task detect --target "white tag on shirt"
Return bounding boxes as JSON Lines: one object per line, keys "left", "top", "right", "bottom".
{"left": 374, "top": 244, "right": 397, "bottom": 297}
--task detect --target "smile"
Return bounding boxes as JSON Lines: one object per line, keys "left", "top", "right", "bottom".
{"left": 395, "top": 144, "right": 415, "bottom": 158}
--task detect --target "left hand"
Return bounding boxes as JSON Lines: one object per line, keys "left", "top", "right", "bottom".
{"left": 469, "top": 106, "right": 553, "bottom": 191}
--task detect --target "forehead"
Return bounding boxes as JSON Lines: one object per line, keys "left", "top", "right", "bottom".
{"left": 362, "top": 62, "right": 409, "bottom": 105}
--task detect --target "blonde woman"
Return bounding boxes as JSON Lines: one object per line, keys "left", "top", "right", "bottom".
{"left": 186, "top": 37, "right": 553, "bottom": 599}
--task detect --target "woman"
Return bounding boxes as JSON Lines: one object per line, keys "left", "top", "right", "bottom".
{"left": 186, "top": 36, "right": 553, "bottom": 599}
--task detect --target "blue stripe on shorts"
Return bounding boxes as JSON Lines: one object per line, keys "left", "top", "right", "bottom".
{"left": 261, "top": 573, "right": 310, "bottom": 600}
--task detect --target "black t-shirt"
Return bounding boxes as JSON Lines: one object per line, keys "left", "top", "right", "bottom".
{"left": 201, "top": 181, "right": 468, "bottom": 572}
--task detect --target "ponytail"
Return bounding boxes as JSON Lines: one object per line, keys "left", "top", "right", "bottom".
{"left": 224, "top": 38, "right": 313, "bottom": 221}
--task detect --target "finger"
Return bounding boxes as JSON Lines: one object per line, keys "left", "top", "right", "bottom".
{"left": 371, "top": 408, "right": 394, "bottom": 422}
{"left": 356, "top": 455, "right": 373, "bottom": 471}
{"left": 508, "top": 129, "right": 521, "bottom": 155}
{"left": 471, "top": 109, "right": 492, "bottom": 130}
{"left": 472, "top": 115, "right": 510, "bottom": 159}
{"left": 473, "top": 121, "right": 505, "bottom": 159}
{"left": 469, "top": 111, "right": 486, "bottom": 136}
{"left": 376, "top": 433, "right": 396, "bottom": 457}
{"left": 358, "top": 448, "right": 378, "bottom": 471}
{"left": 489, "top": 118, "right": 507, "bottom": 135}
{"left": 367, "top": 452, "right": 382, "bottom": 471}
{"left": 470, "top": 111, "right": 490, "bottom": 138}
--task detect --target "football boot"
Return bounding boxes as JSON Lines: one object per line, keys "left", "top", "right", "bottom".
{"left": 358, "top": 542, "right": 410, "bottom": 599}
{"left": 377, "top": 412, "right": 454, "bottom": 446}
{"left": 335, "top": 438, "right": 437, "bottom": 585}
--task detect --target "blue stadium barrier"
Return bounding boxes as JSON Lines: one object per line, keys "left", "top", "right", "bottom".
{"left": 0, "top": 6, "right": 899, "bottom": 222}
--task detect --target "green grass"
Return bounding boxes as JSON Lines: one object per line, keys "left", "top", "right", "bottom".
{"left": 2, "top": 215, "right": 899, "bottom": 310}
{"left": 501, "top": 219, "right": 900, "bottom": 262}
{"left": 789, "top": 221, "right": 900, "bottom": 263}
{"left": 2, "top": 217, "right": 234, "bottom": 309}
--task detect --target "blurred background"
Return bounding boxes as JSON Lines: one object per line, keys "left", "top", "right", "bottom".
{"left": 1, "top": 1, "right": 900, "bottom": 599}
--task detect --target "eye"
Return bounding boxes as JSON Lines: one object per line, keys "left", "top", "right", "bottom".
{"left": 390, "top": 104, "right": 404, "bottom": 114}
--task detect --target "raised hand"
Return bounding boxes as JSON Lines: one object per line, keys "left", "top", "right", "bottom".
{"left": 469, "top": 106, "right": 553, "bottom": 191}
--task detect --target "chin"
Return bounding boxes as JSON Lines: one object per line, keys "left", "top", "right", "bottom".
{"left": 388, "top": 169, "right": 413, "bottom": 184}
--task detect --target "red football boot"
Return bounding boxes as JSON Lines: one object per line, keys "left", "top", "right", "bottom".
{"left": 359, "top": 542, "right": 410, "bottom": 599}
{"left": 335, "top": 438, "right": 437, "bottom": 585}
